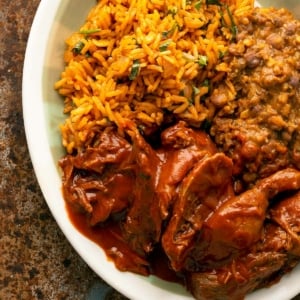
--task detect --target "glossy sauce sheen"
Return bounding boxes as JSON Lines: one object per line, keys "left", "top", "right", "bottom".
{"left": 66, "top": 202, "right": 183, "bottom": 284}
{"left": 60, "top": 121, "right": 300, "bottom": 300}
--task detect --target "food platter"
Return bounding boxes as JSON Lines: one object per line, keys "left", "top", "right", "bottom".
{"left": 22, "top": 0, "right": 300, "bottom": 299}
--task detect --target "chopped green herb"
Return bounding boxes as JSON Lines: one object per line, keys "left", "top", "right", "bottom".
{"left": 218, "top": 3, "right": 238, "bottom": 41}
{"left": 196, "top": 55, "right": 208, "bottom": 67}
{"left": 192, "top": 85, "right": 200, "bottom": 95}
{"left": 162, "top": 30, "right": 169, "bottom": 38}
{"left": 72, "top": 41, "right": 85, "bottom": 54}
{"left": 159, "top": 41, "right": 171, "bottom": 52}
{"left": 218, "top": 50, "right": 227, "bottom": 59}
{"left": 194, "top": 0, "right": 202, "bottom": 10}
{"left": 167, "top": 7, "right": 177, "bottom": 16}
{"left": 202, "top": 79, "right": 210, "bottom": 88}
{"left": 188, "top": 98, "right": 194, "bottom": 105}
{"left": 226, "top": 5, "right": 238, "bottom": 39}
{"left": 129, "top": 60, "right": 140, "bottom": 80}
{"left": 201, "top": 119, "right": 211, "bottom": 131}
{"left": 219, "top": 9, "right": 226, "bottom": 27}
{"left": 232, "top": 25, "right": 238, "bottom": 38}
{"left": 206, "top": 0, "right": 222, "bottom": 5}
{"left": 189, "top": 85, "right": 200, "bottom": 104}
{"left": 79, "top": 28, "right": 101, "bottom": 35}
{"left": 162, "top": 23, "right": 178, "bottom": 38}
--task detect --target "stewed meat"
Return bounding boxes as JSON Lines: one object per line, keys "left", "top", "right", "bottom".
{"left": 187, "top": 190, "right": 300, "bottom": 300}
{"left": 60, "top": 121, "right": 221, "bottom": 258}
{"left": 59, "top": 127, "right": 135, "bottom": 225}
{"left": 183, "top": 169, "right": 300, "bottom": 272}
{"left": 121, "top": 129, "right": 163, "bottom": 255}
{"left": 162, "top": 153, "right": 234, "bottom": 271}
{"left": 60, "top": 121, "right": 300, "bottom": 299}
{"left": 157, "top": 121, "right": 217, "bottom": 219}
{"left": 187, "top": 252, "right": 286, "bottom": 300}
{"left": 123, "top": 121, "right": 220, "bottom": 256}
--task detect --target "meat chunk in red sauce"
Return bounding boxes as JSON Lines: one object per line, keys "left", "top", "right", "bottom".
{"left": 270, "top": 191, "right": 300, "bottom": 256}
{"left": 59, "top": 121, "right": 300, "bottom": 300}
{"left": 59, "top": 128, "right": 135, "bottom": 225}
{"left": 157, "top": 121, "right": 217, "bottom": 219}
{"left": 187, "top": 189, "right": 300, "bottom": 300}
{"left": 187, "top": 251, "right": 287, "bottom": 300}
{"left": 183, "top": 168, "right": 300, "bottom": 272}
{"left": 123, "top": 121, "right": 218, "bottom": 256}
{"left": 162, "top": 153, "right": 234, "bottom": 271}
{"left": 121, "top": 129, "right": 163, "bottom": 256}
{"left": 60, "top": 122, "right": 220, "bottom": 259}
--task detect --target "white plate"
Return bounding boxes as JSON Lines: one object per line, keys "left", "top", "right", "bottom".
{"left": 22, "top": 1, "right": 300, "bottom": 299}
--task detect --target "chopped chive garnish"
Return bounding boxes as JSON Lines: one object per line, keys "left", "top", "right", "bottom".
{"left": 196, "top": 55, "right": 208, "bottom": 67}
{"left": 79, "top": 29, "right": 101, "bottom": 35}
{"left": 162, "top": 23, "right": 178, "bottom": 38}
{"left": 159, "top": 41, "right": 171, "bottom": 52}
{"left": 226, "top": 5, "right": 238, "bottom": 40}
{"left": 194, "top": 1, "right": 202, "bottom": 10}
{"left": 206, "top": 0, "right": 222, "bottom": 5}
{"left": 129, "top": 60, "right": 140, "bottom": 80}
{"left": 167, "top": 7, "right": 178, "bottom": 16}
{"left": 202, "top": 79, "right": 210, "bottom": 87}
{"left": 192, "top": 85, "right": 200, "bottom": 95}
{"left": 72, "top": 41, "right": 85, "bottom": 54}
{"left": 218, "top": 50, "right": 226, "bottom": 58}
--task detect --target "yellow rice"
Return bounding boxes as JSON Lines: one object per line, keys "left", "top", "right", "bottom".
{"left": 55, "top": 0, "right": 254, "bottom": 154}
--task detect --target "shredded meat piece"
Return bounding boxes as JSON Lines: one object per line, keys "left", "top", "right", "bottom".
{"left": 122, "top": 129, "right": 163, "bottom": 255}
{"left": 162, "top": 153, "right": 234, "bottom": 271}
{"left": 157, "top": 121, "right": 217, "bottom": 219}
{"left": 59, "top": 127, "right": 134, "bottom": 223}
{"left": 59, "top": 122, "right": 221, "bottom": 258}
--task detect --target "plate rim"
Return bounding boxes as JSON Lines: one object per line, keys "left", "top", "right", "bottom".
{"left": 22, "top": 1, "right": 300, "bottom": 300}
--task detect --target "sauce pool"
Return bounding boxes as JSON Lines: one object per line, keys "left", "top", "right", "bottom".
{"left": 65, "top": 201, "right": 184, "bottom": 285}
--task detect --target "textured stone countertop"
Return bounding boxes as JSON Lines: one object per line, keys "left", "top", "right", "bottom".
{"left": 0, "top": 1, "right": 300, "bottom": 300}
{"left": 0, "top": 1, "right": 126, "bottom": 299}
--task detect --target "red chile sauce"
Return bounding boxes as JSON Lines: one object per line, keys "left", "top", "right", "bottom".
{"left": 65, "top": 201, "right": 184, "bottom": 285}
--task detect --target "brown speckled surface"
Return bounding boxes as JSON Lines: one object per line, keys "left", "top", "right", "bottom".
{"left": 0, "top": 0, "right": 300, "bottom": 300}
{"left": 0, "top": 1, "right": 127, "bottom": 299}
